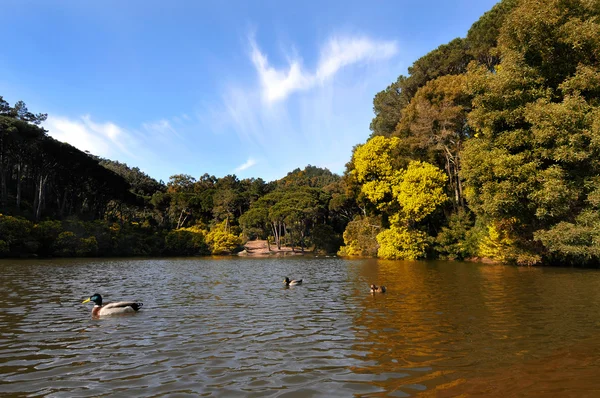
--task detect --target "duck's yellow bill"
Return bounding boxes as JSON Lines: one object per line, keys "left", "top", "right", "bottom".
{"left": 82, "top": 298, "right": 91, "bottom": 304}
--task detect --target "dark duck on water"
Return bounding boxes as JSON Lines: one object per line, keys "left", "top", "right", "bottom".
{"left": 370, "top": 284, "right": 386, "bottom": 293}
{"left": 283, "top": 277, "right": 302, "bottom": 286}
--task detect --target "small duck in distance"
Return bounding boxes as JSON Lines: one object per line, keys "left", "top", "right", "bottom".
{"left": 284, "top": 277, "right": 303, "bottom": 286}
{"left": 82, "top": 293, "right": 143, "bottom": 318}
{"left": 370, "top": 284, "right": 386, "bottom": 293}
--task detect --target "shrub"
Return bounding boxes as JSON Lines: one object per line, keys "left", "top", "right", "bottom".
{"left": 0, "top": 215, "right": 34, "bottom": 255}
{"left": 205, "top": 221, "right": 242, "bottom": 255}
{"left": 165, "top": 229, "right": 209, "bottom": 255}
{"left": 311, "top": 224, "right": 343, "bottom": 255}
{"left": 376, "top": 225, "right": 429, "bottom": 260}
{"left": 33, "top": 220, "right": 63, "bottom": 256}
{"left": 337, "top": 216, "right": 381, "bottom": 257}
{"left": 435, "top": 210, "right": 477, "bottom": 260}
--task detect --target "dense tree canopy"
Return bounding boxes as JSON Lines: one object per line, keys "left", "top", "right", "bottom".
{"left": 3, "top": 0, "right": 600, "bottom": 266}
{"left": 462, "top": 0, "right": 600, "bottom": 265}
{"left": 344, "top": 0, "right": 600, "bottom": 266}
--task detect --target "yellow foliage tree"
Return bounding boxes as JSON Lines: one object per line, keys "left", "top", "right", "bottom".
{"left": 352, "top": 136, "right": 402, "bottom": 209}
{"left": 348, "top": 136, "right": 448, "bottom": 259}
{"left": 165, "top": 225, "right": 208, "bottom": 255}
{"left": 394, "top": 161, "right": 448, "bottom": 224}
{"left": 376, "top": 225, "right": 428, "bottom": 260}
{"left": 479, "top": 220, "right": 541, "bottom": 265}
{"left": 205, "top": 220, "right": 242, "bottom": 255}
{"left": 378, "top": 161, "right": 447, "bottom": 260}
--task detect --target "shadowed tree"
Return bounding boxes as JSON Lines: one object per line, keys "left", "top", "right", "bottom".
{"left": 395, "top": 74, "right": 472, "bottom": 208}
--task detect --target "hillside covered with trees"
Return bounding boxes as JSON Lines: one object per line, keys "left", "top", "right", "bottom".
{"left": 1, "top": 0, "right": 599, "bottom": 266}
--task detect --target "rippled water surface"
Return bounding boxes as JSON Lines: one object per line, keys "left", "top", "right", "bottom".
{"left": 2, "top": 257, "right": 600, "bottom": 397}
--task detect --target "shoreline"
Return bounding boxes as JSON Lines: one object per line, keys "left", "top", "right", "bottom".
{"left": 237, "top": 240, "right": 312, "bottom": 256}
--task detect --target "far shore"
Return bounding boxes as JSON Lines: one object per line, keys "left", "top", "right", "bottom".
{"left": 238, "top": 240, "right": 312, "bottom": 256}
{"left": 238, "top": 240, "right": 502, "bottom": 264}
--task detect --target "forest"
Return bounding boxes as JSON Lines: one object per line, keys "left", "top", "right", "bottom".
{"left": 1, "top": 0, "right": 599, "bottom": 266}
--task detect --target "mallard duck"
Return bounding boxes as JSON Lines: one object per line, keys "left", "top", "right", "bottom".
{"left": 82, "top": 293, "right": 143, "bottom": 317}
{"left": 370, "top": 284, "right": 386, "bottom": 293}
{"left": 284, "top": 277, "right": 303, "bottom": 286}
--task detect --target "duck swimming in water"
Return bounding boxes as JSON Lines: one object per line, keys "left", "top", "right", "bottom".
{"left": 370, "top": 284, "right": 386, "bottom": 293}
{"left": 82, "top": 293, "right": 143, "bottom": 318}
{"left": 284, "top": 277, "right": 302, "bottom": 286}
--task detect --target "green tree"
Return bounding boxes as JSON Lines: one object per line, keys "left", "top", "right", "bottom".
{"left": 278, "top": 165, "right": 339, "bottom": 189}
{"left": 395, "top": 74, "right": 471, "bottom": 207}
{"left": 99, "top": 159, "right": 165, "bottom": 197}
{"left": 337, "top": 215, "right": 382, "bottom": 257}
{"left": 0, "top": 214, "right": 34, "bottom": 255}
{"left": 165, "top": 174, "right": 197, "bottom": 229}
{"left": 461, "top": 0, "right": 600, "bottom": 265}
{"left": 435, "top": 210, "right": 478, "bottom": 260}
{"left": 32, "top": 220, "right": 63, "bottom": 256}
{"left": 465, "top": 0, "right": 520, "bottom": 69}
{"left": 370, "top": 38, "right": 472, "bottom": 138}
{"left": 239, "top": 205, "right": 270, "bottom": 242}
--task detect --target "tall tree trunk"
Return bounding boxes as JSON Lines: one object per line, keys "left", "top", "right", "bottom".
{"left": 277, "top": 221, "right": 281, "bottom": 250}
{"left": 33, "top": 176, "right": 39, "bottom": 217}
{"left": 0, "top": 169, "right": 7, "bottom": 207}
{"left": 60, "top": 190, "right": 68, "bottom": 217}
{"left": 285, "top": 223, "right": 294, "bottom": 252}
{"left": 270, "top": 222, "right": 276, "bottom": 248}
{"left": 276, "top": 221, "right": 282, "bottom": 249}
{"left": 34, "top": 174, "right": 48, "bottom": 221}
{"left": 443, "top": 146, "right": 458, "bottom": 208}
{"left": 455, "top": 142, "right": 464, "bottom": 208}
{"left": 16, "top": 162, "right": 22, "bottom": 209}
{"left": 457, "top": 169, "right": 465, "bottom": 208}
{"left": 176, "top": 208, "right": 186, "bottom": 229}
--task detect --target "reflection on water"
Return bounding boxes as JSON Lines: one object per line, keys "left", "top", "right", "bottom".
{"left": 1, "top": 257, "right": 600, "bottom": 396}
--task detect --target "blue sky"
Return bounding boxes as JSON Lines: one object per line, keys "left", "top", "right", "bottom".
{"left": 0, "top": 0, "right": 499, "bottom": 183}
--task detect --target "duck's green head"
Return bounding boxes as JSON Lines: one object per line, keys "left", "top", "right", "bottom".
{"left": 284, "top": 277, "right": 290, "bottom": 284}
{"left": 82, "top": 293, "right": 102, "bottom": 306}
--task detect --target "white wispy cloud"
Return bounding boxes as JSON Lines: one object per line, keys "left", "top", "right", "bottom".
{"left": 250, "top": 40, "right": 309, "bottom": 103}
{"left": 250, "top": 35, "right": 398, "bottom": 103}
{"left": 200, "top": 32, "right": 400, "bottom": 180}
{"left": 44, "top": 115, "right": 138, "bottom": 159}
{"left": 316, "top": 37, "right": 398, "bottom": 82}
{"left": 43, "top": 115, "right": 186, "bottom": 181}
{"left": 142, "top": 119, "right": 183, "bottom": 140}
{"left": 235, "top": 157, "right": 258, "bottom": 172}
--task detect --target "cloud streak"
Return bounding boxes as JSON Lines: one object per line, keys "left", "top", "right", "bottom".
{"left": 235, "top": 157, "right": 258, "bottom": 172}
{"left": 142, "top": 119, "right": 181, "bottom": 140}
{"left": 200, "top": 32, "right": 401, "bottom": 181}
{"left": 44, "top": 115, "right": 138, "bottom": 159}
{"left": 43, "top": 114, "right": 189, "bottom": 182}
{"left": 250, "top": 35, "right": 398, "bottom": 103}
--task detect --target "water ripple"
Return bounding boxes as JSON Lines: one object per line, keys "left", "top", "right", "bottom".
{"left": 2, "top": 258, "right": 600, "bottom": 396}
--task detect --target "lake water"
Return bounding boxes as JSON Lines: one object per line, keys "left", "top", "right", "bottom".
{"left": 1, "top": 257, "right": 600, "bottom": 397}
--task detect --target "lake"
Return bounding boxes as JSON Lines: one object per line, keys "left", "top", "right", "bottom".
{"left": 1, "top": 257, "right": 600, "bottom": 397}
